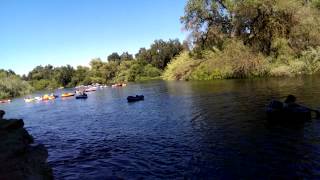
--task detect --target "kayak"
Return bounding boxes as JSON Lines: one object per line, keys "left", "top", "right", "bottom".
{"left": 266, "top": 100, "right": 312, "bottom": 123}
{"left": 127, "top": 95, "right": 144, "bottom": 102}
{"left": 61, "top": 93, "right": 75, "bottom": 97}
{"left": 75, "top": 94, "right": 88, "bottom": 99}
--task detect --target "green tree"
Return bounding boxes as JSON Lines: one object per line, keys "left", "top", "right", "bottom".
{"left": 120, "top": 52, "right": 134, "bottom": 61}
{"left": 135, "top": 39, "right": 183, "bottom": 69}
{"left": 107, "top": 52, "right": 121, "bottom": 62}
{"left": 181, "top": 0, "right": 320, "bottom": 55}
{"left": 70, "top": 66, "right": 90, "bottom": 86}
{"left": 0, "top": 69, "right": 33, "bottom": 99}
{"left": 54, "top": 65, "right": 75, "bottom": 87}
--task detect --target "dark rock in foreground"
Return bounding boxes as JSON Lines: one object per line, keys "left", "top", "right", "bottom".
{"left": 0, "top": 110, "right": 53, "bottom": 180}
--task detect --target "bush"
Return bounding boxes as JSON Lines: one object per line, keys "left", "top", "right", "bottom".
{"left": 163, "top": 40, "right": 269, "bottom": 80}
{"left": 163, "top": 52, "right": 200, "bottom": 80}
{"left": 30, "top": 79, "right": 59, "bottom": 90}
{"left": 269, "top": 65, "right": 293, "bottom": 77}
{"left": 0, "top": 74, "right": 33, "bottom": 99}
{"left": 142, "top": 64, "right": 162, "bottom": 77}
{"left": 270, "top": 38, "right": 295, "bottom": 64}
{"left": 114, "top": 61, "right": 144, "bottom": 82}
{"left": 189, "top": 50, "right": 233, "bottom": 80}
{"left": 299, "top": 46, "right": 320, "bottom": 74}
{"left": 221, "top": 40, "right": 269, "bottom": 78}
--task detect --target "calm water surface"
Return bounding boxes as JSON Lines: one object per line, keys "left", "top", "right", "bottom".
{"left": 2, "top": 77, "right": 320, "bottom": 179}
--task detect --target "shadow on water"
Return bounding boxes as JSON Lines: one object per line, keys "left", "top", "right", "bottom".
{"left": 2, "top": 76, "right": 320, "bottom": 179}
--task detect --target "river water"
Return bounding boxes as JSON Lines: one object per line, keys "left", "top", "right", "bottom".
{"left": 2, "top": 77, "right": 320, "bottom": 179}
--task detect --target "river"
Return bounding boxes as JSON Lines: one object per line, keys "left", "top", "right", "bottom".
{"left": 2, "top": 77, "right": 320, "bottom": 179}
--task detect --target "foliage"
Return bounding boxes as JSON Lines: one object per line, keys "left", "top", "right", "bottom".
{"left": 164, "top": 40, "right": 268, "bottom": 80}
{"left": 27, "top": 64, "right": 75, "bottom": 89}
{"left": 299, "top": 46, "right": 320, "bottom": 74}
{"left": 142, "top": 64, "right": 162, "bottom": 77}
{"left": 168, "top": 0, "right": 320, "bottom": 80}
{"left": 70, "top": 66, "right": 90, "bottom": 86}
{"left": 54, "top": 65, "right": 75, "bottom": 87}
{"left": 181, "top": 0, "right": 320, "bottom": 55}
{"left": 107, "top": 52, "right": 121, "bottom": 62}
{"left": 114, "top": 61, "right": 161, "bottom": 82}
{"left": 163, "top": 52, "right": 201, "bottom": 80}
{"left": 0, "top": 70, "right": 33, "bottom": 99}
{"left": 135, "top": 39, "right": 183, "bottom": 69}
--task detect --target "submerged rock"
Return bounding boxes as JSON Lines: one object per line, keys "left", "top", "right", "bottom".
{"left": 0, "top": 110, "right": 53, "bottom": 180}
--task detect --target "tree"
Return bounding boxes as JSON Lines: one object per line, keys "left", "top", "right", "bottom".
{"left": 107, "top": 52, "right": 121, "bottom": 62}
{"left": 135, "top": 39, "right": 183, "bottom": 69}
{"left": 70, "top": 66, "right": 90, "bottom": 86}
{"left": 181, "top": 0, "right": 232, "bottom": 50}
{"left": 135, "top": 48, "right": 152, "bottom": 64}
{"left": 54, "top": 65, "right": 75, "bottom": 87}
{"left": 181, "top": 0, "right": 320, "bottom": 55}
{"left": 120, "top": 52, "right": 134, "bottom": 61}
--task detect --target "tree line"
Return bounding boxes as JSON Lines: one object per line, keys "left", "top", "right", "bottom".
{"left": 21, "top": 39, "right": 183, "bottom": 91}
{"left": 0, "top": 39, "right": 183, "bottom": 99}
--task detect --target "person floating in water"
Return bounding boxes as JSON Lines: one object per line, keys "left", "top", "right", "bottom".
{"left": 284, "top": 95, "right": 299, "bottom": 108}
{"left": 284, "top": 95, "right": 320, "bottom": 118}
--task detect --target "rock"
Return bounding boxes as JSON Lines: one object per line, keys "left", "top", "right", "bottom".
{"left": 0, "top": 119, "right": 25, "bottom": 130}
{"left": 0, "top": 110, "right": 53, "bottom": 180}
{"left": 0, "top": 110, "right": 5, "bottom": 119}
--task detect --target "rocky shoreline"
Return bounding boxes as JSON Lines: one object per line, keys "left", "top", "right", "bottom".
{"left": 0, "top": 110, "right": 53, "bottom": 180}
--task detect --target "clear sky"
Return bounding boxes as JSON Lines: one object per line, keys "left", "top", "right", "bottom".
{"left": 0, "top": 0, "right": 187, "bottom": 75}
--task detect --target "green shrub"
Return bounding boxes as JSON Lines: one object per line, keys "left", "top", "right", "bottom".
{"left": 163, "top": 41, "right": 269, "bottom": 80}
{"left": 0, "top": 74, "right": 33, "bottom": 99}
{"left": 163, "top": 52, "right": 201, "bottom": 80}
{"left": 270, "top": 38, "right": 295, "bottom": 64}
{"left": 299, "top": 46, "right": 320, "bottom": 74}
{"left": 221, "top": 40, "right": 269, "bottom": 78}
{"left": 288, "top": 60, "right": 306, "bottom": 75}
{"left": 142, "top": 64, "right": 162, "bottom": 77}
{"left": 30, "top": 79, "right": 59, "bottom": 90}
{"left": 269, "top": 64, "right": 292, "bottom": 77}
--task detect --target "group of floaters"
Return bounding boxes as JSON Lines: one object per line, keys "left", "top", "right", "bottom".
{"left": 22, "top": 83, "right": 127, "bottom": 103}
{"left": 0, "top": 83, "right": 129, "bottom": 104}
{"left": 24, "top": 94, "right": 59, "bottom": 103}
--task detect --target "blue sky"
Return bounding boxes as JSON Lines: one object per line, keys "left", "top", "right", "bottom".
{"left": 0, "top": 0, "right": 187, "bottom": 75}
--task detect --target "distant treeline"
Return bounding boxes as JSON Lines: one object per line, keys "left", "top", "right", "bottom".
{"left": 21, "top": 39, "right": 184, "bottom": 91}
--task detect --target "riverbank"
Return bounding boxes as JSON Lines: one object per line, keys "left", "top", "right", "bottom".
{"left": 163, "top": 43, "right": 320, "bottom": 81}
{"left": 0, "top": 110, "right": 53, "bottom": 179}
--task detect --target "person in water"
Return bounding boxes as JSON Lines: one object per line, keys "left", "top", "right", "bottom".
{"left": 284, "top": 95, "right": 320, "bottom": 118}
{"left": 284, "top": 95, "right": 298, "bottom": 107}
